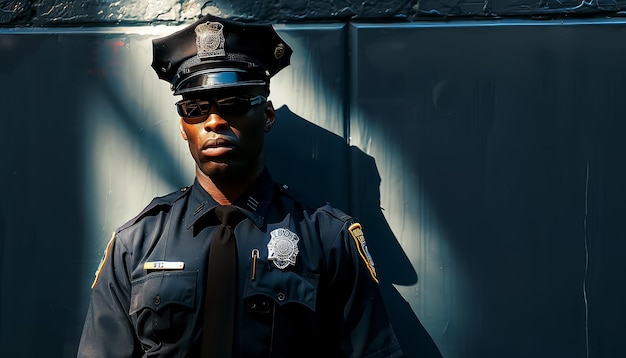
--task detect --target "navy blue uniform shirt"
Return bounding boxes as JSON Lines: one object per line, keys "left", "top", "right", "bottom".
{"left": 78, "top": 169, "right": 403, "bottom": 357}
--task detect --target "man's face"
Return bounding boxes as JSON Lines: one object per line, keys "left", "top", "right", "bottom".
{"left": 178, "top": 90, "right": 275, "bottom": 184}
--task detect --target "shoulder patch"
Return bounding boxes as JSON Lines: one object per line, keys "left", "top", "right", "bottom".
{"left": 91, "top": 232, "right": 116, "bottom": 289}
{"left": 348, "top": 223, "right": 379, "bottom": 284}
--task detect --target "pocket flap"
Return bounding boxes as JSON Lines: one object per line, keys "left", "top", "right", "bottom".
{"left": 129, "top": 271, "right": 197, "bottom": 315}
{"left": 243, "top": 267, "right": 319, "bottom": 311}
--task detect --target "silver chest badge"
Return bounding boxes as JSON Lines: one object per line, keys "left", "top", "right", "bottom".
{"left": 195, "top": 21, "right": 226, "bottom": 59}
{"left": 267, "top": 228, "right": 299, "bottom": 270}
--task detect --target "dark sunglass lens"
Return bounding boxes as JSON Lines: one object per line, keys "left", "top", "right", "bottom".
{"left": 177, "top": 96, "right": 265, "bottom": 118}
{"left": 217, "top": 103, "right": 250, "bottom": 117}
{"left": 177, "top": 100, "right": 212, "bottom": 118}
{"left": 192, "top": 101, "right": 211, "bottom": 117}
{"left": 176, "top": 102, "right": 188, "bottom": 117}
{"left": 216, "top": 96, "right": 260, "bottom": 117}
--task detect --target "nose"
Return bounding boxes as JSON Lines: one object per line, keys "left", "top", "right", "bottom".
{"left": 203, "top": 104, "right": 228, "bottom": 132}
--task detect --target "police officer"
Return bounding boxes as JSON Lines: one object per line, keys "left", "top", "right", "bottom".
{"left": 78, "top": 14, "right": 403, "bottom": 358}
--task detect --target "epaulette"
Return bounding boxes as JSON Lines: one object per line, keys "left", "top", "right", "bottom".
{"left": 274, "top": 181, "right": 304, "bottom": 202}
{"left": 319, "top": 204, "right": 352, "bottom": 223}
{"left": 275, "top": 181, "right": 294, "bottom": 195}
{"left": 275, "top": 182, "right": 324, "bottom": 210}
{"left": 118, "top": 186, "right": 191, "bottom": 232}
{"left": 276, "top": 182, "right": 352, "bottom": 223}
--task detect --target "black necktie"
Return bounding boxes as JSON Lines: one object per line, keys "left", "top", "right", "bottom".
{"left": 202, "top": 205, "right": 243, "bottom": 357}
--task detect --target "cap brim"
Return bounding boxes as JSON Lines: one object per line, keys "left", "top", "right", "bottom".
{"left": 173, "top": 68, "right": 267, "bottom": 96}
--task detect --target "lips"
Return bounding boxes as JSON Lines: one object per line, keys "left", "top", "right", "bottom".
{"left": 201, "top": 137, "right": 236, "bottom": 156}
{"left": 203, "top": 137, "right": 234, "bottom": 148}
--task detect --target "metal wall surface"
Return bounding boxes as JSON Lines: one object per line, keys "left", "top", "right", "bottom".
{"left": 349, "top": 20, "right": 626, "bottom": 358}
{"left": 1, "top": 20, "right": 626, "bottom": 357}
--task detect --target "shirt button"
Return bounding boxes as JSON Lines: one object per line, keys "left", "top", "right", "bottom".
{"left": 154, "top": 295, "right": 161, "bottom": 306}
{"left": 277, "top": 292, "right": 286, "bottom": 302}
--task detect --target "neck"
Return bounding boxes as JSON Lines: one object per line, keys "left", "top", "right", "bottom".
{"left": 195, "top": 166, "right": 263, "bottom": 205}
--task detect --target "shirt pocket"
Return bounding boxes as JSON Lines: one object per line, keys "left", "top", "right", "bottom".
{"left": 130, "top": 271, "right": 197, "bottom": 314}
{"left": 241, "top": 265, "right": 324, "bottom": 356}
{"left": 129, "top": 271, "right": 198, "bottom": 350}
{"left": 242, "top": 264, "right": 319, "bottom": 312}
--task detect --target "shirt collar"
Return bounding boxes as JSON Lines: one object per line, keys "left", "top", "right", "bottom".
{"left": 184, "top": 168, "right": 274, "bottom": 230}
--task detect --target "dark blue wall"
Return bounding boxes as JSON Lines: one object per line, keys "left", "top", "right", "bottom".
{"left": 2, "top": 1, "right": 626, "bottom": 358}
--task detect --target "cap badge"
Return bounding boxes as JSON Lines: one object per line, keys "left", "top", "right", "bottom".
{"left": 195, "top": 21, "right": 226, "bottom": 59}
{"left": 267, "top": 228, "right": 299, "bottom": 270}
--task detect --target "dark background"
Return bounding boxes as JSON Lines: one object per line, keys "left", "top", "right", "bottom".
{"left": 2, "top": 1, "right": 626, "bottom": 357}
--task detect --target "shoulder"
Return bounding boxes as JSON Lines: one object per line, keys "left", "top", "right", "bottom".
{"left": 117, "top": 186, "right": 191, "bottom": 233}
{"left": 274, "top": 181, "right": 354, "bottom": 229}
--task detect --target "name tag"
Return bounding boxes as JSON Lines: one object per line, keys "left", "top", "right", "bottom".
{"left": 143, "top": 261, "right": 185, "bottom": 270}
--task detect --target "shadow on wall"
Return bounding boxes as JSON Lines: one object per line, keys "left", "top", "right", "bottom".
{"left": 266, "top": 106, "right": 442, "bottom": 358}
{"left": 0, "top": 206, "right": 3, "bottom": 329}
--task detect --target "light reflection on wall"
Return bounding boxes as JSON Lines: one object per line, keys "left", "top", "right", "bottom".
{"left": 270, "top": 25, "right": 346, "bottom": 137}
{"left": 80, "top": 26, "right": 194, "bottom": 288}
{"left": 275, "top": 24, "right": 452, "bottom": 350}
{"left": 349, "top": 107, "right": 452, "bottom": 345}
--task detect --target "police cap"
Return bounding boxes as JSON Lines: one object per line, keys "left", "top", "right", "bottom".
{"left": 152, "top": 14, "right": 292, "bottom": 96}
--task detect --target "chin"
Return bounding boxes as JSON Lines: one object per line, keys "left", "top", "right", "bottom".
{"left": 199, "top": 162, "right": 243, "bottom": 180}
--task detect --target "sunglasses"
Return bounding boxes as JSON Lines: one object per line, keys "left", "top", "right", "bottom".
{"left": 175, "top": 95, "right": 267, "bottom": 119}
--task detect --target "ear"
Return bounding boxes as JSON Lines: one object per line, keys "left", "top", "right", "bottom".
{"left": 264, "top": 101, "right": 276, "bottom": 133}
{"left": 179, "top": 118, "right": 188, "bottom": 140}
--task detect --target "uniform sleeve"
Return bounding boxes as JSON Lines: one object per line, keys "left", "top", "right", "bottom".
{"left": 332, "top": 222, "right": 404, "bottom": 358}
{"left": 78, "top": 232, "right": 141, "bottom": 358}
